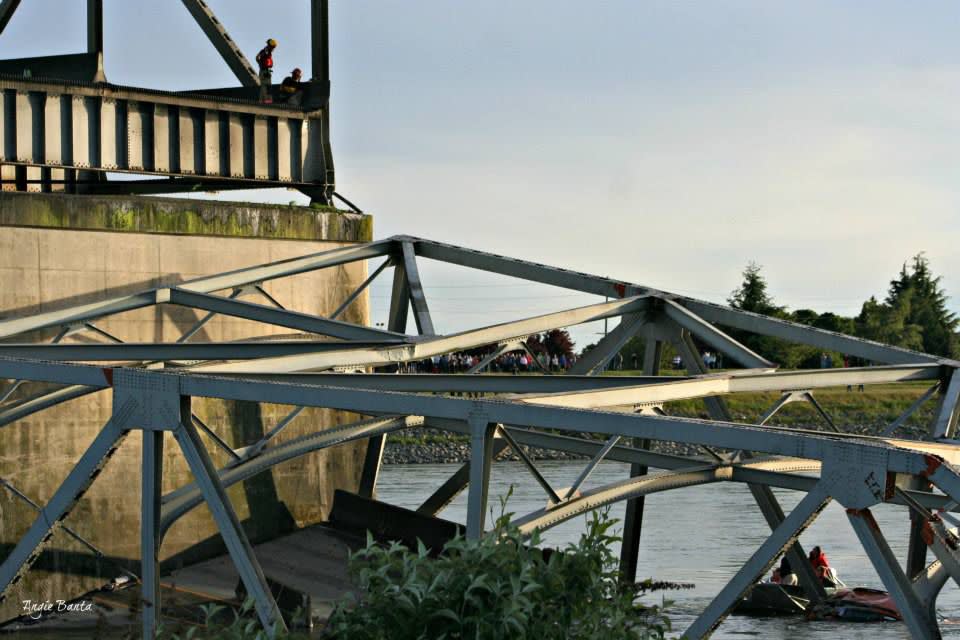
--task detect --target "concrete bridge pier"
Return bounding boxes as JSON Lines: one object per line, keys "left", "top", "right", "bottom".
{"left": 0, "top": 191, "right": 373, "bottom": 623}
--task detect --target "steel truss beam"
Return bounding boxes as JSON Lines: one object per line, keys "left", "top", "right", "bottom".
{"left": 848, "top": 508, "right": 941, "bottom": 640}
{"left": 173, "top": 402, "right": 286, "bottom": 637}
{"left": 0, "top": 408, "right": 130, "bottom": 604}
{"left": 402, "top": 241, "right": 435, "bottom": 336}
{"left": 4, "top": 232, "right": 960, "bottom": 637}
{"left": 684, "top": 484, "right": 831, "bottom": 638}
{"left": 0, "top": 0, "right": 19, "bottom": 35}
{"left": 180, "top": 0, "right": 260, "bottom": 87}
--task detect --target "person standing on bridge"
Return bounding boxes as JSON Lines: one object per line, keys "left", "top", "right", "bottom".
{"left": 256, "top": 38, "right": 277, "bottom": 103}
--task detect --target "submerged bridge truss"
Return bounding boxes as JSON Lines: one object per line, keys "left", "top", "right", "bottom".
{"left": 0, "top": 236, "right": 960, "bottom": 639}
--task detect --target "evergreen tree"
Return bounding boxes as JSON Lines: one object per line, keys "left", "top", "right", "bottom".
{"left": 728, "top": 262, "right": 784, "bottom": 317}
{"left": 885, "top": 254, "right": 957, "bottom": 357}
{"left": 727, "top": 262, "right": 802, "bottom": 366}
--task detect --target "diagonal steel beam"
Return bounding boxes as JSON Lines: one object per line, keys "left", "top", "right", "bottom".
{"left": 0, "top": 292, "right": 159, "bottom": 340}
{"left": 662, "top": 299, "right": 773, "bottom": 368}
{"left": 174, "top": 404, "right": 286, "bottom": 636}
{"left": 568, "top": 312, "right": 645, "bottom": 375}
{"left": 192, "top": 414, "right": 241, "bottom": 462}
{"left": 933, "top": 368, "right": 960, "bottom": 439}
{"left": 671, "top": 328, "right": 827, "bottom": 604}
{"left": 177, "top": 287, "right": 245, "bottom": 343}
{"left": 168, "top": 288, "right": 407, "bottom": 343}
{"left": 467, "top": 341, "right": 523, "bottom": 374}
{"left": 883, "top": 383, "right": 941, "bottom": 436}
{"left": 848, "top": 508, "right": 941, "bottom": 640}
{"left": 402, "top": 242, "right": 435, "bottom": 335}
{"left": 757, "top": 391, "right": 799, "bottom": 426}
{"left": 0, "top": 326, "right": 69, "bottom": 403}
{"left": 0, "top": 0, "right": 20, "bottom": 35}
{"left": 238, "top": 406, "right": 305, "bottom": 459}
{"left": 253, "top": 285, "right": 285, "bottom": 310}
{"left": 180, "top": 0, "right": 260, "bottom": 87}
{"left": 801, "top": 392, "right": 840, "bottom": 433}
{"left": 0, "top": 385, "right": 101, "bottom": 428}
{"left": 563, "top": 435, "right": 620, "bottom": 500}
{"left": 497, "top": 426, "right": 561, "bottom": 505}
{"left": 160, "top": 415, "right": 417, "bottom": 533}
{"left": 684, "top": 483, "right": 831, "bottom": 639}
{"left": 0, "top": 409, "right": 130, "bottom": 603}
{"left": 197, "top": 294, "right": 650, "bottom": 374}
{"left": 409, "top": 235, "right": 949, "bottom": 366}
{"left": 329, "top": 258, "right": 391, "bottom": 321}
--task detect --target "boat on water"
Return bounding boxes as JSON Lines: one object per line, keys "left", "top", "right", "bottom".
{"left": 734, "top": 581, "right": 902, "bottom": 622}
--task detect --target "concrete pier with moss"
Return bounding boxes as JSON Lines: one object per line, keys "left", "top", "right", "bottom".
{"left": 0, "top": 192, "right": 373, "bottom": 621}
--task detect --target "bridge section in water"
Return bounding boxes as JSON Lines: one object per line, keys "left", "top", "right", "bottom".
{"left": 0, "top": 234, "right": 959, "bottom": 639}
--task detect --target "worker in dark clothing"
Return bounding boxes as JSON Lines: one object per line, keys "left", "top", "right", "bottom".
{"left": 279, "top": 68, "right": 305, "bottom": 105}
{"left": 256, "top": 38, "right": 277, "bottom": 103}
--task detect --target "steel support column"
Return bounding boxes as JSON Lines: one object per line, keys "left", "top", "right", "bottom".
{"left": 466, "top": 415, "right": 496, "bottom": 540}
{"left": 140, "top": 430, "right": 164, "bottom": 638}
{"left": 358, "top": 264, "right": 409, "bottom": 497}
{"left": 907, "top": 475, "right": 934, "bottom": 580}
{"left": 310, "top": 0, "right": 330, "bottom": 86}
{"left": 173, "top": 397, "right": 286, "bottom": 637}
{"left": 402, "top": 241, "right": 435, "bottom": 336}
{"left": 87, "top": 0, "right": 103, "bottom": 56}
{"left": 619, "top": 338, "right": 660, "bottom": 581}
{"left": 848, "top": 508, "right": 941, "bottom": 640}
{"left": 417, "top": 439, "right": 511, "bottom": 515}
{"left": 684, "top": 484, "right": 831, "bottom": 639}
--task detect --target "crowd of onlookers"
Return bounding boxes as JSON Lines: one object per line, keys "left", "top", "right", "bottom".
{"left": 402, "top": 348, "right": 577, "bottom": 374}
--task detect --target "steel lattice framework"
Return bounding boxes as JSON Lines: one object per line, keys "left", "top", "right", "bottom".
{"left": 1, "top": 235, "right": 960, "bottom": 639}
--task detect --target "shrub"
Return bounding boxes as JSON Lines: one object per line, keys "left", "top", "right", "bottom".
{"left": 324, "top": 499, "right": 673, "bottom": 639}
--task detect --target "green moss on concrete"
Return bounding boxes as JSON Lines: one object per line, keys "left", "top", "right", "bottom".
{"left": 0, "top": 192, "right": 372, "bottom": 242}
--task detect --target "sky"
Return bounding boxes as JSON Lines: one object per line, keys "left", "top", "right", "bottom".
{"left": 1, "top": 1, "right": 957, "bottom": 348}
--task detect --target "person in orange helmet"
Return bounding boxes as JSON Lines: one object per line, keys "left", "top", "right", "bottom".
{"left": 256, "top": 38, "right": 277, "bottom": 103}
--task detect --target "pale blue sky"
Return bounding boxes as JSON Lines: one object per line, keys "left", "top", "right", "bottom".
{"left": 1, "top": 2, "right": 957, "bottom": 346}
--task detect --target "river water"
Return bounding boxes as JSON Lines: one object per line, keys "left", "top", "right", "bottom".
{"left": 379, "top": 460, "right": 960, "bottom": 639}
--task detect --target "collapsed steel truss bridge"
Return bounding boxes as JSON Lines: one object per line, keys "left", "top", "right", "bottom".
{"left": 1, "top": 235, "right": 960, "bottom": 639}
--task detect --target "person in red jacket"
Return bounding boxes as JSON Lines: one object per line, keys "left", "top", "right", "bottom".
{"left": 809, "top": 546, "right": 832, "bottom": 583}
{"left": 256, "top": 38, "right": 277, "bottom": 103}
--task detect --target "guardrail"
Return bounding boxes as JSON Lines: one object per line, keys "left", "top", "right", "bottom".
{"left": 0, "top": 76, "right": 332, "bottom": 192}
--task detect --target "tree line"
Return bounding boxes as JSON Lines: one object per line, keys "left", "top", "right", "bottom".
{"left": 609, "top": 253, "right": 958, "bottom": 370}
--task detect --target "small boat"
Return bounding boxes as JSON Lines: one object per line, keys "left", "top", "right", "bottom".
{"left": 734, "top": 582, "right": 815, "bottom": 616}
{"left": 734, "top": 581, "right": 901, "bottom": 622}
{"left": 807, "top": 587, "right": 901, "bottom": 622}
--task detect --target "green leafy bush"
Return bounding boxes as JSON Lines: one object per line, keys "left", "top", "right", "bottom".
{"left": 324, "top": 501, "right": 673, "bottom": 639}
